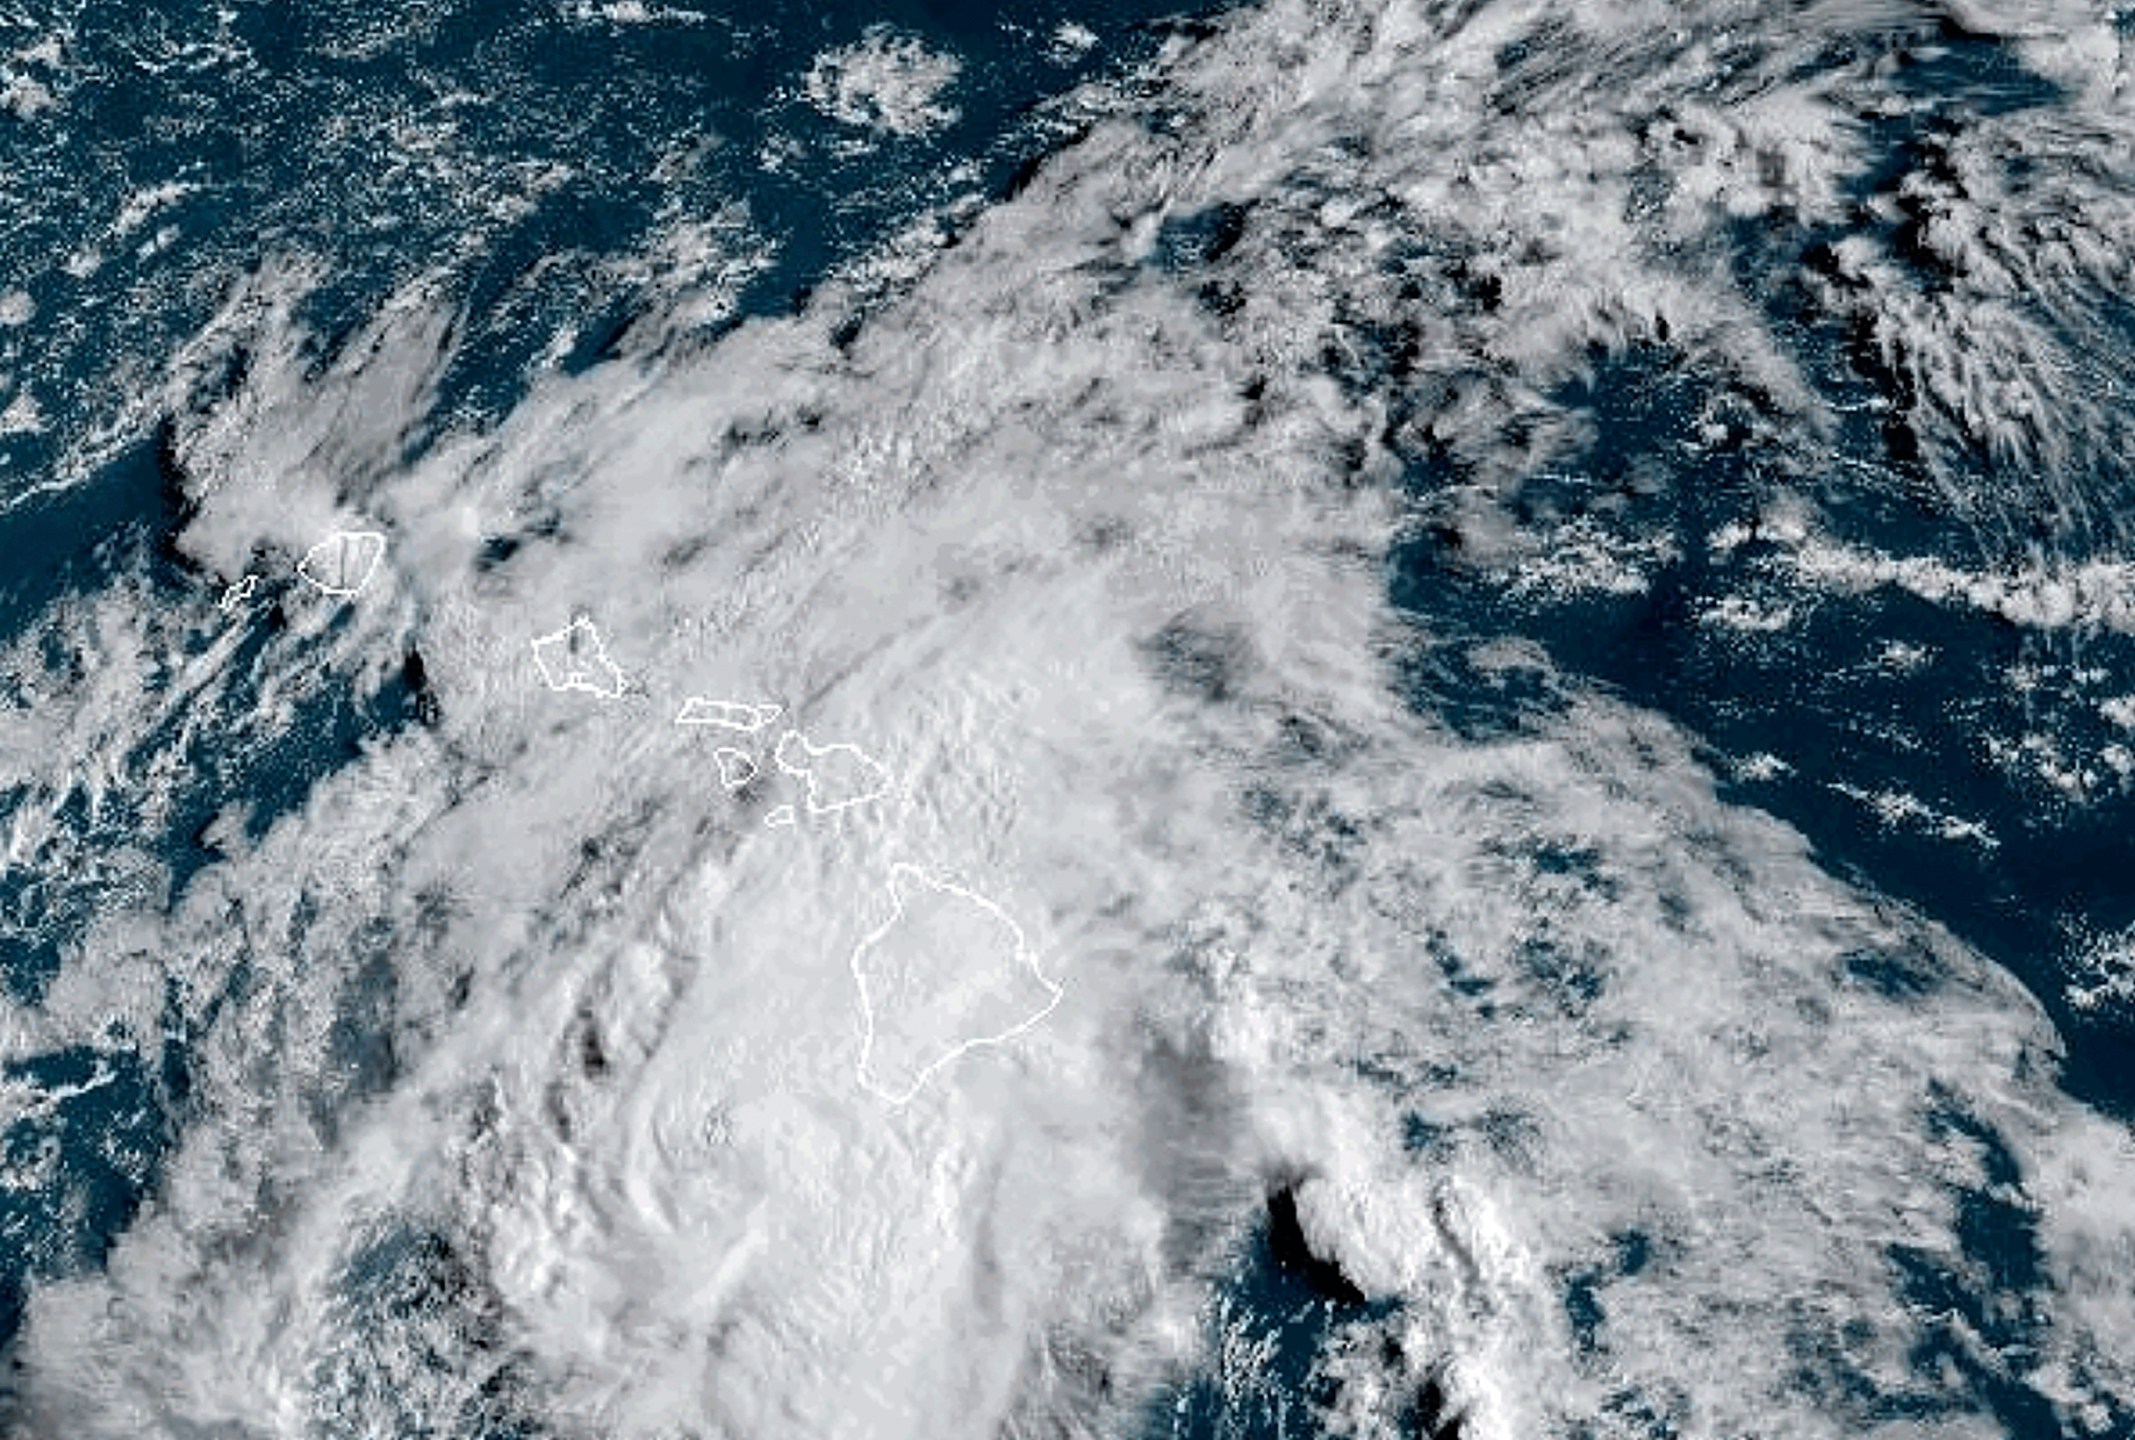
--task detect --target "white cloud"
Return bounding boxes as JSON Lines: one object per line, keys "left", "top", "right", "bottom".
{"left": 4, "top": 0, "right": 2133, "bottom": 1437}
{"left": 804, "top": 28, "right": 962, "bottom": 139}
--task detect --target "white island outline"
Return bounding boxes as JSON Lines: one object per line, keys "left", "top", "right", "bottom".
{"left": 850, "top": 862, "right": 1064, "bottom": 1106}
{"left": 712, "top": 746, "right": 758, "bottom": 790}
{"left": 773, "top": 730, "right": 892, "bottom": 816}
{"left": 675, "top": 697, "right": 783, "bottom": 732}
{"left": 530, "top": 616, "right": 627, "bottom": 698}
{"left": 296, "top": 529, "right": 387, "bottom": 598}
{"left": 217, "top": 573, "right": 259, "bottom": 613}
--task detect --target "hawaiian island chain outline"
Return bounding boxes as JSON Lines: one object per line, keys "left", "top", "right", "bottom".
{"left": 236, "top": 523, "right": 1063, "bottom": 1105}
{"left": 267, "top": 565, "right": 1061, "bottom": 1105}
{"left": 219, "top": 526, "right": 387, "bottom": 612}
{"left": 673, "top": 678, "right": 1057, "bottom": 1100}
{"left": 677, "top": 665, "right": 1058, "bottom": 1100}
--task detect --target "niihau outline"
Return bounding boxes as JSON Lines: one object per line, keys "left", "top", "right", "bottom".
{"left": 529, "top": 615, "right": 627, "bottom": 698}
{"left": 850, "top": 862, "right": 1064, "bottom": 1106}
{"left": 772, "top": 729, "right": 892, "bottom": 816}
{"left": 296, "top": 528, "right": 387, "bottom": 598}
{"left": 217, "top": 573, "right": 259, "bottom": 613}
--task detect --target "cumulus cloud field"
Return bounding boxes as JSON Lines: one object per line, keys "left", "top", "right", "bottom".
{"left": 1, "top": 0, "right": 2133, "bottom": 1437}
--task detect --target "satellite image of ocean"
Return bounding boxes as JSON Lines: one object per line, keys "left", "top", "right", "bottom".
{"left": 1, "top": 0, "right": 2133, "bottom": 1436}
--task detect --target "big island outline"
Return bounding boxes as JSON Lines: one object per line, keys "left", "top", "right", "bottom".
{"left": 849, "top": 863, "right": 1063, "bottom": 1105}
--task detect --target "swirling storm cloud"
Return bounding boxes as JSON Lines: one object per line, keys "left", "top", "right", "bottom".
{"left": 1, "top": 2, "right": 2134, "bottom": 1438}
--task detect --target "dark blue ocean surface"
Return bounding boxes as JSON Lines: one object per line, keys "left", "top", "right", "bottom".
{"left": 1391, "top": 341, "right": 2135, "bottom": 1117}
{"left": 1382, "top": 19, "right": 2135, "bottom": 1122}
{"left": 1150, "top": 1188, "right": 1407, "bottom": 1440}
{"left": 0, "top": 1045, "right": 173, "bottom": 1352}
{"left": 1392, "top": 300, "right": 2135, "bottom": 1126}
{"left": 0, "top": 0, "right": 1187, "bottom": 485}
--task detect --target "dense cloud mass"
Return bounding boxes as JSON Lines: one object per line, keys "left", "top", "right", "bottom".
{"left": 2, "top": 0, "right": 2134, "bottom": 1437}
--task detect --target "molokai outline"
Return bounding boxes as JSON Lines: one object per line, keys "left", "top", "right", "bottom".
{"left": 675, "top": 697, "right": 783, "bottom": 732}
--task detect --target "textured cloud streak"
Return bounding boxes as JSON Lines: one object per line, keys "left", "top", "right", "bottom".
{"left": 4, "top": 0, "right": 2134, "bottom": 1437}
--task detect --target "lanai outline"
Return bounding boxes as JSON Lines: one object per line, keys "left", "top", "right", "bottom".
{"left": 712, "top": 747, "right": 758, "bottom": 790}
